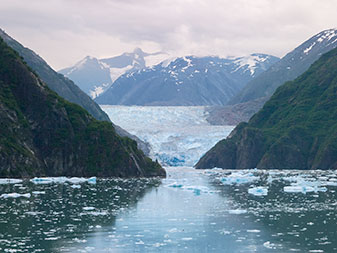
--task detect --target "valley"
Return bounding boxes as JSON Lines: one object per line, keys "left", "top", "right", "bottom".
{"left": 1, "top": 2, "right": 337, "bottom": 251}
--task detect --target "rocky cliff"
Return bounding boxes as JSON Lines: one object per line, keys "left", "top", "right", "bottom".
{"left": 0, "top": 38, "right": 165, "bottom": 178}
{"left": 196, "top": 47, "right": 337, "bottom": 170}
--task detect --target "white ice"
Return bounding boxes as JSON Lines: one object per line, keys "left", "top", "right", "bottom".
{"left": 0, "top": 178, "right": 23, "bottom": 184}
{"left": 30, "top": 177, "right": 96, "bottom": 185}
{"left": 1, "top": 193, "right": 31, "bottom": 199}
{"left": 284, "top": 186, "right": 327, "bottom": 194}
{"left": 248, "top": 186, "right": 268, "bottom": 196}
{"left": 101, "top": 106, "right": 234, "bottom": 166}
{"left": 220, "top": 171, "right": 259, "bottom": 185}
{"left": 228, "top": 209, "right": 247, "bottom": 214}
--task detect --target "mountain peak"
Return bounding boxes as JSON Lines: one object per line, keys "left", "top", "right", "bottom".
{"left": 133, "top": 47, "right": 144, "bottom": 55}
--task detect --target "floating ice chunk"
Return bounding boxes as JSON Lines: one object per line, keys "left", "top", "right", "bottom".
{"left": 83, "top": 207, "right": 95, "bottom": 211}
{"left": 325, "top": 181, "right": 337, "bottom": 186}
{"left": 67, "top": 177, "right": 88, "bottom": 184}
{"left": 228, "top": 209, "right": 247, "bottom": 214}
{"left": 248, "top": 186, "right": 268, "bottom": 196}
{"left": 30, "top": 177, "right": 97, "bottom": 185}
{"left": 181, "top": 237, "right": 193, "bottom": 241}
{"left": 220, "top": 172, "right": 259, "bottom": 185}
{"left": 30, "top": 177, "right": 64, "bottom": 184}
{"left": 247, "top": 229, "right": 260, "bottom": 233}
{"left": 25, "top": 211, "right": 43, "bottom": 216}
{"left": 263, "top": 241, "right": 277, "bottom": 249}
{"left": 167, "top": 182, "right": 183, "bottom": 188}
{"left": 182, "top": 185, "right": 213, "bottom": 195}
{"left": 284, "top": 186, "right": 327, "bottom": 193}
{"left": 71, "top": 184, "right": 81, "bottom": 189}
{"left": 32, "top": 191, "right": 45, "bottom": 195}
{"left": 1, "top": 193, "right": 31, "bottom": 199}
{"left": 0, "top": 178, "right": 23, "bottom": 184}
{"left": 88, "top": 177, "right": 97, "bottom": 184}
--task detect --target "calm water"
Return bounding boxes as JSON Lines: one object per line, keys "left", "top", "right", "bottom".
{"left": 1, "top": 168, "right": 337, "bottom": 252}
{"left": 2, "top": 106, "right": 337, "bottom": 252}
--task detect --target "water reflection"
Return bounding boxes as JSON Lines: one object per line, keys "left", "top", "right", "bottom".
{"left": 1, "top": 168, "right": 337, "bottom": 252}
{"left": 0, "top": 178, "right": 160, "bottom": 252}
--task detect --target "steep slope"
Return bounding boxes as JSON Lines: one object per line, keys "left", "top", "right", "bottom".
{"left": 0, "top": 38, "right": 165, "bottom": 178}
{"left": 0, "top": 29, "right": 150, "bottom": 155}
{"left": 59, "top": 48, "right": 168, "bottom": 98}
{"left": 95, "top": 54, "right": 279, "bottom": 106}
{"left": 196, "top": 47, "right": 337, "bottom": 170}
{"left": 0, "top": 29, "right": 110, "bottom": 122}
{"left": 229, "top": 28, "right": 337, "bottom": 105}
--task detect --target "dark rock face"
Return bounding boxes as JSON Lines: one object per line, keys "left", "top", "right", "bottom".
{"left": 196, "top": 47, "right": 337, "bottom": 170}
{"left": 205, "top": 97, "right": 268, "bottom": 125}
{"left": 95, "top": 54, "right": 279, "bottom": 106}
{"left": 0, "top": 29, "right": 110, "bottom": 122}
{"left": 0, "top": 38, "right": 165, "bottom": 178}
{"left": 0, "top": 29, "right": 150, "bottom": 155}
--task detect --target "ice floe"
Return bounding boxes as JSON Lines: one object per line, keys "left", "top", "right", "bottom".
{"left": 0, "top": 178, "right": 23, "bottom": 184}
{"left": 32, "top": 191, "right": 46, "bottom": 195}
{"left": 284, "top": 186, "right": 327, "bottom": 194}
{"left": 166, "top": 181, "right": 217, "bottom": 195}
{"left": 248, "top": 186, "right": 268, "bottom": 196}
{"left": 30, "top": 177, "right": 96, "bottom": 185}
{"left": 1, "top": 193, "right": 31, "bottom": 199}
{"left": 228, "top": 209, "right": 247, "bottom": 214}
{"left": 220, "top": 171, "right": 259, "bottom": 185}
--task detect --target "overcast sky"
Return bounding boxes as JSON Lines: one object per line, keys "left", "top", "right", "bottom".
{"left": 1, "top": 0, "right": 337, "bottom": 70}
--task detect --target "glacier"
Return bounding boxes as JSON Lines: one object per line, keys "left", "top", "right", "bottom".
{"left": 101, "top": 106, "right": 234, "bottom": 166}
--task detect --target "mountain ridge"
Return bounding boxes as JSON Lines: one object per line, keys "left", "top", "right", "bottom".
{"left": 0, "top": 37, "right": 165, "bottom": 178}
{"left": 228, "top": 28, "right": 337, "bottom": 105}
{"left": 59, "top": 48, "right": 169, "bottom": 98}
{"left": 95, "top": 54, "right": 279, "bottom": 106}
{"left": 196, "top": 46, "right": 337, "bottom": 170}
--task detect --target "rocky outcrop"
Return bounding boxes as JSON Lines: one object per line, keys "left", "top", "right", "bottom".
{"left": 205, "top": 97, "right": 267, "bottom": 125}
{"left": 0, "top": 38, "right": 165, "bottom": 178}
{"left": 196, "top": 47, "right": 337, "bottom": 170}
{"left": 0, "top": 29, "right": 150, "bottom": 155}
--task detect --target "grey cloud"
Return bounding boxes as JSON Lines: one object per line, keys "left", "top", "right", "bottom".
{"left": 1, "top": 0, "right": 337, "bottom": 69}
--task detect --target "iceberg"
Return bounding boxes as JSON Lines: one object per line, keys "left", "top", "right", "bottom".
{"left": 1, "top": 193, "right": 31, "bottom": 199}
{"left": 0, "top": 178, "right": 23, "bottom": 184}
{"left": 228, "top": 209, "right": 247, "bottom": 214}
{"left": 30, "top": 177, "right": 97, "bottom": 185}
{"left": 32, "top": 191, "right": 46, "bottom": 195}
{"left": 248, "top": 186, "right": 268, "bottom": 196}
{"left": 220, "top": 171, "right": 259, "bottom": 185}
{"left": 284, "top": 185, "right": 327, "bottom": 193}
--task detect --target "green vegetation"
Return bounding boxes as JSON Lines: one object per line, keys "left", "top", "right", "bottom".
{"left": 196, "top": 47, "right": 337, "bottom": 170}
{"left": 0, "top": 37, "right": 165, "bottom": 178}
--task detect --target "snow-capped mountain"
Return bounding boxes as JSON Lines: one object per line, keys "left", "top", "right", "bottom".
{"left": 95, "top": 54, "right": 279, "bottom": 106}
{"left": 59, "top": 48, "right": 168, "bottom": 98}
{"left": 229, "top": 28, "right": 337, "bottom": 105}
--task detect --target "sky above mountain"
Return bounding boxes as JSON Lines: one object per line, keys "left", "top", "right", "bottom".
{"left": 1, "top": 0, "right": 337, "bottom": 70}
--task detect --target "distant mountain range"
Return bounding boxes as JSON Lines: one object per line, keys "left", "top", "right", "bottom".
{"left": 59, "top": 48, "right": 168, "bottom": 98}
{"left": 229, "top": 28, "right": 337, "bottom": 105}
{"left": 196, "top": 45, "right": 337, "bottom": 170}
{"left": 206, "top": 28, "right": 337, "bottom": 125}
{"left": 95, "top": 54, "right": 279, "bottom": 106}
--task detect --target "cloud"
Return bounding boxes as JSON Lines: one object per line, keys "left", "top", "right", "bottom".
{"left": 1, "top": 0, "right": 337, "bottom": 69}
